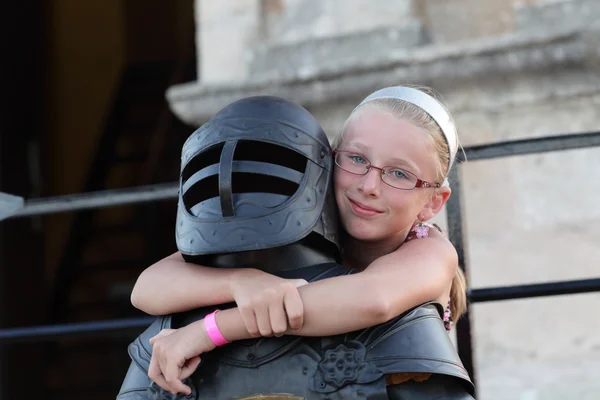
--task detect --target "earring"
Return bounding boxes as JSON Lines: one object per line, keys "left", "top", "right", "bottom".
{"left": 412, "top": 217, "right": 430, "bottom": 239}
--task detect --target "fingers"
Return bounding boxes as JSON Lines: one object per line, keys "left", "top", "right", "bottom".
{"left": 149, "top": 330, "right": 191, "bottom": 396}
{"left": 149, "top": 328, "right": 176, "bottom": 345}
{"left": 148, "top": 353, "right": 162, "bottom": 383}
{"left": 268, "top": 301, "right": 288, "bottom": 337}
{"left": 283, "top": 286, "right": 304, "bottom": 331}
{"left": 151, "top": 373, "right": 176, "bottom": 395}
{"left": 149, "top": 353, "right": 177, "bottom": 394}
{"left": 237, "top": 279, "right": 309, "bottom": 339}
{"left": 239, "top": 306, "right": 260, "bottom": 338}
{"left": 180, "top": 356, "right": 201, "bottom": 380}
{"left": 164, "top": 377, "right": 189, "bottom": 396}
{"left": 254, "top": 306, "right": 273, "bottom": 337}
{"left": 152, "top": 369, "right": 189, "bottom": 396}
{"left": 164, "top": 359, "right": 189, "bottom": 395}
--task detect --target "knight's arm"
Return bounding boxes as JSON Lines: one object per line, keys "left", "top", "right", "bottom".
{"left": 131, "top": 252, "right": 242, "bottom": 315}
{"left": 216, "top": 230, "right": 457, "bottom": 339}
{"left": 387, "top": 376, "right": 475, "bottom": 400}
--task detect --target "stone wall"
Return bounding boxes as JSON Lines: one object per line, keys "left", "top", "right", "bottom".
{"left": 168, "top": 1, "right": 600, "bottom": 398}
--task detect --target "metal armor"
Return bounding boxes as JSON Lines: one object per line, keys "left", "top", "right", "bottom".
{"left": 175, "top": 95, "right": 341, "bottom": 268}
{"left": 118, "top": 263, "right": 474, "bottom": 399}
{"left": 117, "top": 96, "right": 475, "bottom": 399}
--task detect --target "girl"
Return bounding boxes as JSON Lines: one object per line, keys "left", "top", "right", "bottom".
{"left": 134, "top": 86, "right": 468, "bottom": 394}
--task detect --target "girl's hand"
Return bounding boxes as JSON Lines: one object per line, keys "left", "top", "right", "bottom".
{"left": 147, "top": 320, "right": 216, "bottom": 395}
{"left": 229, "top": 269, "right": 308, "bottom": 338}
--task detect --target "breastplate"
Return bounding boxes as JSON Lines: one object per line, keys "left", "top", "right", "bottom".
{"left": 118, "top": 263, "right": 474, "bottom": 399}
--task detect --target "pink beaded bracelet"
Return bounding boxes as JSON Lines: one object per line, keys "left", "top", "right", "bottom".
{"left": 205, "top": 310, "right": 230, "bottom": 347}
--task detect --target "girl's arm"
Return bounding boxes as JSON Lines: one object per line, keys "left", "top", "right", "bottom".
{"left": 148, "top": 231, "right": 458, "bottom": 393}
{"left": 133, "top": 229, "right": 455, "bottom": 336}
{"left": 130, "top": 252, "right": 237, "bottom": 315}
{"left": 218, "top": 229, "right": 457, "bottom": 340}
{"left": 131, "top": 252, "right": 305, "bottom": 317}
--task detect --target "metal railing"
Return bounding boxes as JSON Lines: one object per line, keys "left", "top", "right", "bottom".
{"left": 444, "top": 130, "right": 600, "bottom": 384}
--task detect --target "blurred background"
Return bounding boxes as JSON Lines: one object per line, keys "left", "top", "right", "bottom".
{"left": 1, "top": 0, "right": 599, "bottom": 399}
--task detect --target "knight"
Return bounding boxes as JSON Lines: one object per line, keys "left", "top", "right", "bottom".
{"left": 117, "top": 95, "right": 475, "bottom": 399}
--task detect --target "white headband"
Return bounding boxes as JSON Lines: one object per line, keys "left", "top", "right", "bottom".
{"left": 353, "top": 86, "right": 458, "bottom": 172}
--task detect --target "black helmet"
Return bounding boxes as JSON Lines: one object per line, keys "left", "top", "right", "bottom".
{"left": 176, "top": 96, "right": 341, "bottom": 263}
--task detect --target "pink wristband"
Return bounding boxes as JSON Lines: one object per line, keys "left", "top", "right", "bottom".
{"left": 205, "top": 310, "right": 230, "bottom": 347}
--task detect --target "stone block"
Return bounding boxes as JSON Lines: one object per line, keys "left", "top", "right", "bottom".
{"left": 266, "top": 0, "right": 415, "bottom": 45}
{"left": 516, "top": 0, "right": 600, "bottom": 32}
{"left": 197, "top": 0, "right": 260, "bottom": 84}
{"left": 420, "top": 0, "right": 516, "bottom": 43}
{"left": 249, "top": 20, "right": 426, "bottom": 81}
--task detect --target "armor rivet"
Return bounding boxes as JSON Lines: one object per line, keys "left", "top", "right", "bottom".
{"left": 320, "top": 149, "right": 326, "bottom": 159}
{"left": 319, "top": 381, "right": 326, "bottom": 389}
{"left": 247, "top": 353, "right": 255, "bottom": 360}
{"left": 302, "top": 367, "right": 308, "bottom": 375}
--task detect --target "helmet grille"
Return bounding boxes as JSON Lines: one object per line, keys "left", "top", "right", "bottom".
{"left": 182, "top": 140, "right": 308, "bottom": 217}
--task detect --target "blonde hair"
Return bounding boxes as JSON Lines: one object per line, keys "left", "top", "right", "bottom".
{"left": 335, "top": 86, "right": 468, "bottom": 323}
{"left": 450, "top": 267, "right": 468, "bottom": 323}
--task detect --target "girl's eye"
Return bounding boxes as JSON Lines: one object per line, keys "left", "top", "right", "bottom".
{"left": 348, "top": 154, "right": 367, "bottom": 164}
{"left": 389, "top": 169, "right": 408, "bottom": 180}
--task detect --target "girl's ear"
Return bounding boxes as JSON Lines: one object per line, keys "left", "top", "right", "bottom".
{"left": 419, "top": 187, "right": 451, "bottom": 221}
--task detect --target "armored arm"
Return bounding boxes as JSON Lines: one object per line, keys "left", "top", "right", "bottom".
{"left": 116, "top": 362, "right": 153, "bottom": 400}
{"left": 364, "top": 304, "right": 476, "bottom": 399}
{"left": 387, "top": 375, "right": 475, "bottom": 399}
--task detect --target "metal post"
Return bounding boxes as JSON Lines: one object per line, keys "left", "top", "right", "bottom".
{"left": 445, "top": 163, "right": 476, "bottom": 387}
